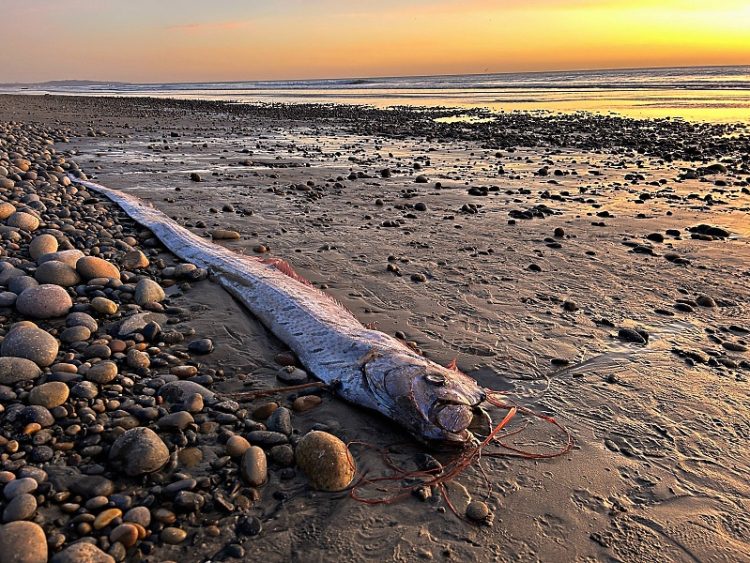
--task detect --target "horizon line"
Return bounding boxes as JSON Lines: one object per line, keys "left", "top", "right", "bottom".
{"left": 3, "top": 63, "right": 748, "bottom": 88}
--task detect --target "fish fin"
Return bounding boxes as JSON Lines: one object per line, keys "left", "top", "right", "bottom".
{"left": 446, "top": 358, "right": 458, "bottom": 371}
{"left": 365, "top": 322, "right": 378, "bottom": 330}
{"left": 261, "top": 258, "right": 314, "bottom": 287}
{"left": 261, "top": 257, "right": 361, "bottom": 324}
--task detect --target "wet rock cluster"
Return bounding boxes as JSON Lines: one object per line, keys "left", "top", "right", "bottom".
{"left": 0, "top": 122, "right": 355, "bottom": 562}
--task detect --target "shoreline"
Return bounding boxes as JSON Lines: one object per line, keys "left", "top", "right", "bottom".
{"left": 1, "top": 94, "right": 750, "bottom": 562}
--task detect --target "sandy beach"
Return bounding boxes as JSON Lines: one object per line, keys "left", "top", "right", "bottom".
{"left": 1, "top": 94, "right": 749, "bottom": 562}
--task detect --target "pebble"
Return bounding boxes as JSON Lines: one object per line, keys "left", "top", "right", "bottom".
{"left": 110, "top": 523, "right": 139, "bottom": 548}
{"left": 6, "top": 211, "right": 40, "bottom": 232}
{"left": 122, "top": 250, "right": 149, "bottom": 270}
{"left": 91, "top": 297, "right": 118, "bottom": 315}
{"left": 8, "top": 276, "right": 37, "bottom": 294}
{"left": 252, "top": 402, "right": 278, "bottom": 420}
{"left": 126, "top": 349, "right": 150, "bottom": 370}
{"left": 466, "top": 500, "right": 491, "bottom": 522}
{"left": 123, "top": 506, "right": 151, "bottom": 527}
{"left": 187, "top": 338, "right": 213, "bottom": 354}
{"left": 0, "top": 202, "right": 16, "bottom": 220}
{"left": 696, "top": 295, "right": 717, "bottom": 308}
{"left": 0, "top": 357, "right": 42, "bottom": 384}
{"left": 226, "top": 435, "right": 251, "bottom": 457}
{"left": 161, "top": 527, "right": 187, "bottom": 544}
{"left": 28, "top": 381, "right": 69, "bottom": 408}
{"left": 0, "top": 291, "right": 17, "bottom": 307}
{"left": 295, "top": 431, "right": 356, "bottom": 491}
{"left": 76, "top": 256, "right": 120, "bottom": 280}
{"left": 618, "top": 328, "right": 648, "bottom": 345}
{"left": 241, "top": 446, "right": 268, "bottom": 486}
{"left": 28, "top": 234, "right": 58, "bottom": 260}
{"left": 109, "top": 427, "right": 169, "bottom": 476}
{"left": 59, "top": 325, "right": 91, "bottom": 343}
{"left": 210, "top": 229, "right": 240, "bottom": 240}
{"left": 0, "top": 521, "right": 47, "bottom": 563}
{"left": 93, "top": 507, "right": 122, "bottom": 530}
{"left": 15, "top": 285, "right": 73, "bottom": 318}
{"left": 277, "top": 366, "right": 308, "bottom": 383}
{"left": 157, "top": 411, "right": 194, "bottom": 431}
{"left": 66, "top": 312, "right": 98, "bottom": 332}
{"left": 2, "top": 493, "right": 37, "bottom": 522}
{"left": 50, "top": 542, "right": 114, "bottom": 563}
{"left": 1, "top": 325, "right": 59, "bottom": 367}
{"left": 134, "top": 278, "right": 165, "bottom": 305}
{"left": 34, "top": 261, "right": 81, "bottom": 287}
{"left": 293, "top": 395, "right": 322, "bottom": 412}
{"left": 267, "top": 407, "right": 293, "bottom": 435}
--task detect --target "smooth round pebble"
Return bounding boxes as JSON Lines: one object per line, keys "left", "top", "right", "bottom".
{"left": 1, "top": 326, "right": 59, "bottom": 367}
{"left": 240, "top": 446, "right": 267, "bottom": 486}
{"left": 28, "top": 235, "right": 58, "bottom": 260}
{"left": 295, "top": 431, "right": 356, "bottom": 491}
{"left": 15, "top": 285, "right": 73, "bottom": 318}
{"left": 28, "top": 382, "right": 69, "bottom": 408}
{"left": 76, "top": 256, "right": 120, "bottom": 280}
{"left": 109, "top": 427, "right": 169, "bottom": 476}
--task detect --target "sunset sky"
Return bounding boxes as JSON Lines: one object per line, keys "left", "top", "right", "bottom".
{"left": 3, "top": 0, "right": 749, "bottom": 83}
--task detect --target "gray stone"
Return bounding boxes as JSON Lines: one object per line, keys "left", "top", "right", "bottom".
{"left": 159, "top": 380, "right": 215, "bottom": 403}
{"left": 15, "top": 285, "right": 72, "bottom": 319}
{"left": 0, "top": 357, "right": 42, "bottom": 385}
{"left": 134, "top": 278, "right": 165, "bottom": 305}
{"left": 3, "top": 493, "right": 37, "bottom": 522}
{"left": 34, "top": 261, "right": 81, "bottom": 287}
{"left": 1, "top": 326, "right": 58, "bottom": 367}
{"left": 109, "top": 427, "right": 169, "bottom": 476}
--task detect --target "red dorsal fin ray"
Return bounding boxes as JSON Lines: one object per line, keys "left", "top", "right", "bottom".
{"left": 260, "top": 257, "right": 359, "bottom": 320}
{"left": 261, "top": 258, "right": 314, "bottom": 287}
{"left": 446, "top": 358, "right": 458, "bottom": 371}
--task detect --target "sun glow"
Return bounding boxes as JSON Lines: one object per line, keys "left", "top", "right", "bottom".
{"left": 1, "top": 1, "right": 749, "bottom": 82}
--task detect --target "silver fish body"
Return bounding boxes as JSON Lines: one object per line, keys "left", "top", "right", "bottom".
{"left": 73, "top": 178, "right": 486, "bottom": 444}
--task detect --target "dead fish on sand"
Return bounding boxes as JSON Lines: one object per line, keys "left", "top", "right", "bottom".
{"left": 72, "top": 178, "right": 491, "bottom": 444}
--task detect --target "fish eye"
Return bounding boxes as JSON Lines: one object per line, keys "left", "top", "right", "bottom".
{"left": 425, "top": 373, "right": 446, "bottom": 385}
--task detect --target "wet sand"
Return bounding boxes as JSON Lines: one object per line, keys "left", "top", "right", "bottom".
{"left": 2, "top": 94, "right": 750, "bottom": 562}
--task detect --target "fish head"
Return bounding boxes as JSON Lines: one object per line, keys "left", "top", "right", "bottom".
{"left": 364, "top": 350, "right": 487, "bottom": 444}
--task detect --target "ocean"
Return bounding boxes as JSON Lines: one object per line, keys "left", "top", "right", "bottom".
{"left": 4, "top": 65, "right": 750, "bottom": 123}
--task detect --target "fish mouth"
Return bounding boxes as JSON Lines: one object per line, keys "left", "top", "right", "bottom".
{"left": 431, "top": 394, "right": 487, "bottom": 439}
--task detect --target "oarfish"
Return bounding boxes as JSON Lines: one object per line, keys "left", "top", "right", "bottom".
{"left": 72, "top": 178, "right": 488, "bottom": 444}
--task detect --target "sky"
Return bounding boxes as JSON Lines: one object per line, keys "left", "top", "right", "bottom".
{"left": 1, "top": 0, "right": 749, "bottom": 83}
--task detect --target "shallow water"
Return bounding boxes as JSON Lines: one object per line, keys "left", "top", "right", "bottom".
{"left": 4, "top": 65, "right": 750, "bottom": 123}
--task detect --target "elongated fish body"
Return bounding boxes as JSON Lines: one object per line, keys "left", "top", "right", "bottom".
{"left": 73, "top": 178, "right": 486, "bottom": 444}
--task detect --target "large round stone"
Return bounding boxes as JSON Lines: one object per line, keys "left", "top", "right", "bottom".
{"left": 0, "top": 357, "right": 42, "bottom": 385}
{"left": 109, "top": 427, "right": 169, "bottom": 476}
{"left": 6, "top": 212, "right": 39, "bottom": 232}
{"left": 16, "top": 285, "right": 72, "bottom": 318}
{"left": 34, "top": 261, "right": 81, "bottom": 287}
{"left": 1, "top": 325, "right": 59, "bottom": 367}
{"left": 28, "top": 234, "right": 58, "bottom": 261}
{"left": 134, "top": 278, "right": 165, "bottom": 305}
{"left": 295, "top": 431, "right": 356, "bottom": 491}
{"left": 0, "top": 521, "right": 47, "bottom": 563}
{"left": 50, "top": 542, "right": 114, "bottom": 563}
{"left": 28, "top": 382, "right": 69, "bottom": 408}
{"left": 76, "top": 257, "right": 120, "bottom": 280}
